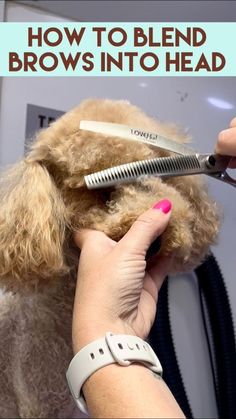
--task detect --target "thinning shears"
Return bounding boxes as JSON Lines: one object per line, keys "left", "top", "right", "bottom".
{"left": 79, "top": 121, "right": 236, "bottom": 190}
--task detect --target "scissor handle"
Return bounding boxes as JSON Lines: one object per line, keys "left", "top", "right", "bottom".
{"left": 211, "top": 171, "right": 236, "bottom": 188}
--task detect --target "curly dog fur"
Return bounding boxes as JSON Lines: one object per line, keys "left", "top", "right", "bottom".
{"left": 0, "top": 99, "right": 219, "bottom": 418}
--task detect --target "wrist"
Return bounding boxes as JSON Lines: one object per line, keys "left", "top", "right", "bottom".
{"left": 72, "top": 319, "right": 136, "bottom": 353}
{"left": 67, "top": 332, "right": 164, "bottom": 417}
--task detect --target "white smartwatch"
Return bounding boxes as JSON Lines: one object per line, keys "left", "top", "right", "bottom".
{"left": 66, "top": 332, "right": 163, "bottom": 415}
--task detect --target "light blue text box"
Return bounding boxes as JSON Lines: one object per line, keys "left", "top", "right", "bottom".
{"left": 0, "top": 23, "right": 235, "bottom": 76}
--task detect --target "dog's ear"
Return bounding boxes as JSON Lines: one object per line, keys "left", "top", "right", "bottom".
{"left": 0, "top": 161, "right": 69, "bottom": 286}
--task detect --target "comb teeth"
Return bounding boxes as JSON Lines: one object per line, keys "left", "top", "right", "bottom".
{"left": 84, "top": 155, "right": 201, "bottom": 189}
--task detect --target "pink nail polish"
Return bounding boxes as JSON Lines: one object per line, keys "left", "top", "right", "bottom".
{"left": 152, "top": 199, "right": 172, "bottom": 214}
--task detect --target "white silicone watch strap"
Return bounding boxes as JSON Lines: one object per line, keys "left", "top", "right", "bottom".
{"left": 66, "top": 332, "right": 163, "bottom": 415}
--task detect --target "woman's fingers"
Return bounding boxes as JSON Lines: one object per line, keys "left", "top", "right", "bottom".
{"left": 147, "top": 254, "right": 175, "bottom": 291}
{"left": 230, "top": 117, "right": 236, "bottom": 128}
{"left": 216, "top": 126, "right": 236, "bottom": 156}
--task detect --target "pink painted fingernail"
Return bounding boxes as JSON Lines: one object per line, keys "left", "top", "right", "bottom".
{"left": 152, "top": 199, "right": 172, "bottom": 214}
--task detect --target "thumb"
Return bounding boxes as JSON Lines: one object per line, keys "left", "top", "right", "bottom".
{"left": 118, "top": 199, "right": 172, "bottom": 255}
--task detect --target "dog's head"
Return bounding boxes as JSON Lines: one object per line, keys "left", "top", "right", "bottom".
{"left": 0, "top": 99, "right": 219, "bottom": 289}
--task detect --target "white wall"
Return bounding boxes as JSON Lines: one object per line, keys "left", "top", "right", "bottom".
{"left": 18, "top": 0, "right": 236, "bottom": 22}
{"left": 0, "top": 1, "right": 5, "bottom": 105}
{"left": 0, "top": 1, "right": 5, "bottom": 21}
{"left": 1, "top": 2, "right": 236, "bottom": 418}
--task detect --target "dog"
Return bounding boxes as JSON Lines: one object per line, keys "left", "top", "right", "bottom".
{"left": 0, "top": 99, "right": 219, "bottom": 418}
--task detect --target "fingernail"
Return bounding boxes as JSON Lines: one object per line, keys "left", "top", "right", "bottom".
{"left": 152, "top": 199, "right": 172, "bottom": 214}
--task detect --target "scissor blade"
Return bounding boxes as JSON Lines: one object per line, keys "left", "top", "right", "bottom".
{"left": 80, "top": 120, "right": 194, "bottom": 156}
{"left": 84, "top": 154, "right": 205, "bottom": 189}
{"left": 84, "top": 154, "right": 231, "bottom": 190}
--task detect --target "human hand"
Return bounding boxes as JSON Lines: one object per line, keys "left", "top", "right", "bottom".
{"left": 72, "top": 199, "right": 172, "bottom": 353}
{"left": 215, "top": 116, "right": 236, "bottom": 168}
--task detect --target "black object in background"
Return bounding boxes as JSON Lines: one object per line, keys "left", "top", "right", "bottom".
{"left": 149, "top": 253, "right": 236, "bottom": 419}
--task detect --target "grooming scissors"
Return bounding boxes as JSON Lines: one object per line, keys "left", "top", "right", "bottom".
{"left": 80, "top": 121, "right": 236, "bottom": 190}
